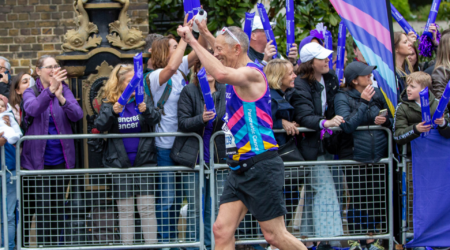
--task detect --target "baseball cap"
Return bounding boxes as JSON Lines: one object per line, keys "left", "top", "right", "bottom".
{"left": 251, "top": 16, "right": 275, "bottom": 32}
{"left": 299, "top": 43, "right": 333, "bottom": 63}
{"left": 344, "top": 61, "right": 377, "bottom": 84}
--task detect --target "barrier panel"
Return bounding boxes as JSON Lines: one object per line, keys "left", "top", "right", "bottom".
{"left": 1, "top": 146, "right": 8, "bottom": 250}
{"left": 14, "top": 132, "right": 205, "bottom": 250}
{"left": 400, "top": 144, "right": 414, "bottom": 245}
{"left": 209, "top": 126, "right": 394, "bottom": 249}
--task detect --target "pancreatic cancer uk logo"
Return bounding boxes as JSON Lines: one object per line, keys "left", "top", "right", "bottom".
{"left": 118, "top": 115, "right": 140, "bottom": 130}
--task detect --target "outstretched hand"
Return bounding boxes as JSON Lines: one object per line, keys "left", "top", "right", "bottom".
{"left": 177, "top": 25, "right": 195, "bottom": 44}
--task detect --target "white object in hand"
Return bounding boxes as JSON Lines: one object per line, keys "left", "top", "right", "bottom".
{"left": 192, "top": 9, "right": 207, "bottom": 33}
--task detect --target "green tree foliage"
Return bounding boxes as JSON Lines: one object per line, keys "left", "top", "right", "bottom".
{"left": 148, "top": 0, "right": 256, "bottom": 35}
{"left": 391, "top": 0, "right": 413, "bottom": 19}
{"left": 268, "top": 0, "right": 341, "bottom": 55}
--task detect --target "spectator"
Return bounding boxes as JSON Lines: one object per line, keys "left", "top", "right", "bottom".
{"left": 9, "top": 72, "right": 32, "bottom": 124}
{"left": 352, "top": 41, "right": 378, "bottom": 87}
{"left": 0, "top": 56, "right": 11, "bottom": 98}
{"left": 21, "top": 55, "right": 83, "bottom": 244}
{"left": 408, "top": 46, "right": 421, "bottom": 72}
{"left": 431, "top": 31, "right": 450, "bottom": 108}
{"left": 0, "top": 131, "right": 17, "bottom": 250}
{"left": 0, "top": 95, "right": 22, "bottom": 144}
{"left": 394, "top": 32, "right": 413, "bottom": 101}
{"left": 294, "top": 42, "right": 344, "bottom": 249}
{"left": 143, "top": 33, "right": 164, "bottom": 96}
{"left": 334, "top": 61, "right": 391, "bottom": 162}
{"left": 171, "top": 54, "right": 226, "bottom": 250}
{"left": 147, "top": 16, "right": 208, "bottom": 245}
{"left": 334, "top": 62, "right": 391, "bottom": 250}
{"left": 394, "top": 72, "right": 450, "bottom": 147}
{"left": 265, "top": 59, "right": 300, "bottom": 145}
{"left": 247, "top": 17, "right": 298, "bottom": 66}
{"left": 94, "top": 64, "right": 161, "bottom": 245}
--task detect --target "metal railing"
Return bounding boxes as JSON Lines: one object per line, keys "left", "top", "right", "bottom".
{"left": 209, "top": 126, "right": 394, "bottom": 249}
{"left": 14, "top": 132, "right": 205, "bottom": 250}
{"left": 400, "top": 144, "right": 413, "bottom": 245}
{"left": 1, "top": 146, "right": 8, "bottom": 250}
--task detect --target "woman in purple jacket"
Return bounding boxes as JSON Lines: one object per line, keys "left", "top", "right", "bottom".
{"left": 22, "top": 55, "right": 83, "bottom": 244}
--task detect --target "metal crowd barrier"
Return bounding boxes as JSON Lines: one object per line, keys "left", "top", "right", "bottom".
{"left": 400, "top": 144, "right": 413, "bottom": 245}
{"left": 1, "top": 146, "right": 8, "bottom": 250}
{"left": 14, "top": 132, "right": 205, "bottom": 250}
{"left": 209, "top": 126, "right": 394, "bottom": 249}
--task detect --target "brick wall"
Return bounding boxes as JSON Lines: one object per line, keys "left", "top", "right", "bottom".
{"left": 0, "top": 0, "right": 148, "bottom": 74}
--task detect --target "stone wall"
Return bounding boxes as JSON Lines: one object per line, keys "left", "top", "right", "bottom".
{"left": 0, "top": 0, "right": 148, "bottom": 74}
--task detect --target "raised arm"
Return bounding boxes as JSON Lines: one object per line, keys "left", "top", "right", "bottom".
{"left": 158, "top": 39, "right": 188, "bottom": 85}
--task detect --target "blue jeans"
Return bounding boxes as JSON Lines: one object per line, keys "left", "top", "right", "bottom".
{"left": 156, "top": 148, "right": 177, "bottom": 242}
{"left": 0, "top": 170, "right": 16, "bottom": 250}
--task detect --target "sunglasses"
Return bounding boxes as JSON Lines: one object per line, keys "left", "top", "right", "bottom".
{"left": 220, "top": 27, "right": 241, "bottom": 45}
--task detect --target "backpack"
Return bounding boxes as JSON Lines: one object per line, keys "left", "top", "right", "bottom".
{"left": 20, "top": 85, "right": 39, "bottom": 135}
{"left": 144, "top": 69, "right": 188, "bottom": 116}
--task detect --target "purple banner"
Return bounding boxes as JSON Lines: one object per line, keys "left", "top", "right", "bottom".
{"left": 197, "top": 67, "right": 216, "bottom": 124}
{"left": 244, "top": 12, "right": 255, "bottom": 44}
{"left": 184, "top": 0, "right": 194, "bottom": 22}
{"left": 420, "top": 87, "right": 431, "bottom": 137}
{"left": 257, "top": 3, "right": 278, "bottom": 59}
{"left": 391, "top": 3, "right": 419, "bottom": 39}
{"left": 336, "top": 21, "right": 346, "bottom": 83}
{"left": 423, "top": 0, "right": 441, "bottom": 38}
{"left": 286, "top": 0, "right": 295, "bottom": 57}
{"left": 406, "top": 129, "right": 450, "bottom": 247}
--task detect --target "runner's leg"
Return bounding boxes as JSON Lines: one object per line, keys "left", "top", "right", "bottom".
{"left": 259, "top": 216, "right": 307, "bottom": 250}
{"left": 213, "top": 200, "right": 248, "bottom": 250}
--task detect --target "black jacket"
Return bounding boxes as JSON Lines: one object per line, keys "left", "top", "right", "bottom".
{"left": 170, "top": 82, "right": 226, "bottom": 168}
{"left": 294, "top": 72, "right": 339, "bottom": 160}
{"left": 270, "top": 88, "right": 303, "bottom": 146}
{"left": 334, "top": 88, "right": 392, "bottom": 163}
{"left": 94, "top": 95, "right": 161, "bottom": 168}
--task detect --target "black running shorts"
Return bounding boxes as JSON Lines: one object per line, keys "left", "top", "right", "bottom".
{"left": 219, "top": 155, "right": 287, "bottom": 221}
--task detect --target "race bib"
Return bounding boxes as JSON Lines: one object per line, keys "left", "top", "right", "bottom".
{"left": 222, "top": 123, "right": 237, "bottom": 155}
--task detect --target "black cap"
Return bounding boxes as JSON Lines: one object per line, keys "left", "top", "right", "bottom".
{"left": 344, "top": 61, "right": 377, "bottom": 84}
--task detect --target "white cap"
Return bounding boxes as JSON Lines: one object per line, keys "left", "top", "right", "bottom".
{"left": 299, "top": 43, "right": 333, "bottom": 63}
{"left": 252, "top": 16, "right": 275, "bottom": 32}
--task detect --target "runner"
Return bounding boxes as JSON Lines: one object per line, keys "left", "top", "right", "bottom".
{"left": 177, "top": 24, "right": 307, "bottom": 250}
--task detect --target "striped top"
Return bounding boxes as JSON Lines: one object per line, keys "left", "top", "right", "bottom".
{"left": 223, "top": 62, "right": 278, "bottom": 161}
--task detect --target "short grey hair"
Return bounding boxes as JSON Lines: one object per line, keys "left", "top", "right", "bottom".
{"left": 144, "top": 33, "right": 164, "bottom": 52}
{"left": 221, "top": 26, "right": 249, "bottom": 54}
{"left": 0, "top": 56, "right": 11, "bottom": 71}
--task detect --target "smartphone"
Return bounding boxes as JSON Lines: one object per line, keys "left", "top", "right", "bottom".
{"left": 378, "top": 109, "right": 388, "bottom": 117}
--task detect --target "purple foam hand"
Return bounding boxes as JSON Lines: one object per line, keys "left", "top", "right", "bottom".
{"left": 324, "top": 30, "right": 333, "bottom": 69}
{"left": 286, "top": 0, "right": 295, "bottom": 57}
{"left": 184, "top": 0, "right": 194, "bottom": 22}
{"left": 197, "top": 67, "right": 216, "bottom": 124}
{"left": 432, "top": 80, "right": 450, "bottom": 127}
{"left": 118, "top": 53, "right": 143, "bottom": 116}
{"left": 391, "top": 3, "right": 419, "bottom": 39}
{"left": 257, "top": 3, "right": 278, "bottom": 60}
{"left": 336, "top": 21, "right": 347, "bottom": 84}
{"left": 244, "top": 12, "right": 255, "bottom": 44}
{"left": 420, "top": 87, "right": 431, "bottom": 137}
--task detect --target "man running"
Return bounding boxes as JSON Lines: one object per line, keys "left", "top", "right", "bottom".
{"left": 177, "top": 25, "right": 306, "bottom": 250}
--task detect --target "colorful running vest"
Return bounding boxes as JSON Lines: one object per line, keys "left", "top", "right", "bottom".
{"left": 223, "top": 62, "right": 279, "bottom": 161}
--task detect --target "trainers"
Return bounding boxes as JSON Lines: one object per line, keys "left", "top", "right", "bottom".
{"left": 348, "top": 240, "right": 362, "bottom": 250}
{"left": 367, "top": 240, "right": 384, "bottom": 250}
{"left": 317, "top": 243, "right": 334, "bottom": 250}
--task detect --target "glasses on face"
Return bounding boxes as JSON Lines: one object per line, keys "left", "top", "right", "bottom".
{"left": 40, "top": 65, "right": 60, "bottom": 70}
{"left": 220, "top": 27, "right": 241, "bottom": 45}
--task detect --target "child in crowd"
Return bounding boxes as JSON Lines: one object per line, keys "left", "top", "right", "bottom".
{"left": 0, "top": 94, "right": 22, "bottom": 144}
{"left": 394, "top": 72, "right": 450, "bottom": 145}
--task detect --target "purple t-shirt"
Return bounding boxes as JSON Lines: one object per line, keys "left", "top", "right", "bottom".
{"left": 44, "top": 115, "right": 65, "bottom": 166}
{"left": 118, "top": 101, "right": 141, "bottom": 165}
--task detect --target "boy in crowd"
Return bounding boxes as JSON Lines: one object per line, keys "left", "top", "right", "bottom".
{"left": 394, "top": 72, "right": 450, "bottom": 145}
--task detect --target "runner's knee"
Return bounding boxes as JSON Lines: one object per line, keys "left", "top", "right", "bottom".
{"left": 213, "top": 220, "right": 233, "bottom": 241}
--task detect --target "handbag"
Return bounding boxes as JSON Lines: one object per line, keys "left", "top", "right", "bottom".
{"left": 278, "top": 138, "right": 305, "bottom": 162}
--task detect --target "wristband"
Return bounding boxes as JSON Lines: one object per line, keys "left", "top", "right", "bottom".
{"left": 321, "top": 119, "right": 327, "bottom": 128}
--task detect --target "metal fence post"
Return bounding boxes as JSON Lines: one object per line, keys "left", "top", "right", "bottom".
{"left": 1, "top": 146, "right": 7, "bottom": 250}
